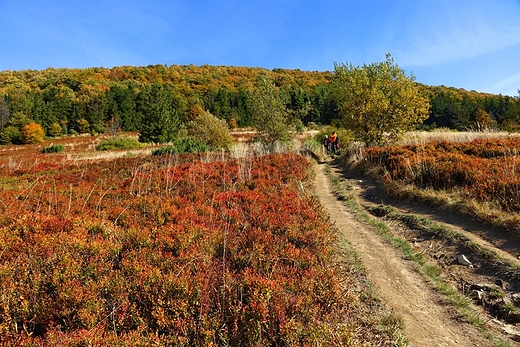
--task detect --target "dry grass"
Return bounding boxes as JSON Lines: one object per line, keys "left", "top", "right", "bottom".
{"left": 402, "top": 130, "right": 520, "bottom": 145}
{"left": 0, "top": 131, "right": 317, "bottom": 177}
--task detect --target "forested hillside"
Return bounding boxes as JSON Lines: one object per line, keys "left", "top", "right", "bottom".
{"left": 0, "top": 64, "right": 519, "bottom": 144}
{"left": 421, "top": 84, "right": 520, "bottom": 131}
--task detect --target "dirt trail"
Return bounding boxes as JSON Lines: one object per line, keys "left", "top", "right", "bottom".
{"left": 313, "top": 162, "right": 493, "bottom": 347}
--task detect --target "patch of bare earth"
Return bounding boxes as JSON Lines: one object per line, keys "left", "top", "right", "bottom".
{"left": 314, "top": 159, "right": 520, "bottom": 346}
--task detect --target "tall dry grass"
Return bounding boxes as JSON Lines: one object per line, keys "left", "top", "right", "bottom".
{"left": 402, "top": 129, "right": 520, "bottom": 145}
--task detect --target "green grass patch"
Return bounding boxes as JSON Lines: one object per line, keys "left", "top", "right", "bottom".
{"left": 152, "top": 138, "right": 207, "bottom": 155}
{"left": 96, "top": 136, "right": 146, "bottom": 151}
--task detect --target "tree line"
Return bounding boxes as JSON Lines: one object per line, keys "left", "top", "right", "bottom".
{"left": 422, "top": 85, "right": 520, "bottom": 131}
{"left": 0, "top": 63, "right": 519, "bottom": 145}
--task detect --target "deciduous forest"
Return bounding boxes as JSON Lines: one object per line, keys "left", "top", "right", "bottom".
{"left": 0, "top": 64, "right": 519, "bottom": 144}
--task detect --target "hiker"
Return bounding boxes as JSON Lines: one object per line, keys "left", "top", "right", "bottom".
{"left": 329, "top": 131, "right": 339, "bottom": 155}
{"left": 323, "top": 135, "right": 330, "bottom": 153}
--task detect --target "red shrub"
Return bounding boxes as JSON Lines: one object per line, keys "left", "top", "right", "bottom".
{"left": 0, "top": 152, "right": 346, "bottom": 346}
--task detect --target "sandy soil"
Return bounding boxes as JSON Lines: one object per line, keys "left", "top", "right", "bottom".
{"left": 313, "top": 160, "right": 507, "bottom": 346}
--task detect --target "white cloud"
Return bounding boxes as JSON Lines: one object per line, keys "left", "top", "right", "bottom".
{"left": 484, "top": 72, "right": 520, "bottom": 96}
{"left": 397, "top": 1, "right": 520, "bottom": 67}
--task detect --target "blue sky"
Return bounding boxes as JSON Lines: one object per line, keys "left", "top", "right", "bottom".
{"left": 1, "top": 0, "right": 520, "bottom": 96}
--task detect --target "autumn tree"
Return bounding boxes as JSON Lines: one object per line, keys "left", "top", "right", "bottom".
{"left": 330, "top": 54, "right": 430, "bottom": 146}
{"left": 188, "top": 104, "right": 205, "bottom": 121}
{"left": 187, "top": 111, "right": 235, "bottom": 149}
{"left": 76, "top": 118, "right": 90, "bottom": 133}
{"left": 474, "top": 109, "right": 492, "bottom": 130}
{"left": 228, "top": 117, "right": 238, "bottom": 129}
{"left": 249, "top": 75, "right": 291, "bottom": 143}
{"left": 22, "top": 122, "right": 45, "bottom": 144}
{"left": 48, "top": 122, "right": 63, "bottom": 137}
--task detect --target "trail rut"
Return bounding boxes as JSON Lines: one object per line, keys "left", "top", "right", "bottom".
{"left": 313, "top": 161, "right": 493, "bottom": 346}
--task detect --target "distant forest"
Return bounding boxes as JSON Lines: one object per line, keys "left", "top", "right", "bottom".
{"left": 0, "top": 64, "right": 519, "bottom": 143}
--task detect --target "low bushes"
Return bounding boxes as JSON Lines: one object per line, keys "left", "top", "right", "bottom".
{"left": 40, "top": 144, "right": 65, "bottom": 153}
{"left": 355, "top": 138, "right": 520, "bottom": 229}
{"left": 152, "top": 138, "right": 207, "bottom": 155}
{"left": 96, "top": 136, "right": 145, "bottom": 151}
{"left": 0, "top": 152, "right": 380, "bottom": 346}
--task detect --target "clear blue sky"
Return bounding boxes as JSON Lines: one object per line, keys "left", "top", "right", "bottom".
{"left": 1, "top": 0, "right": 520, "bottom": 96}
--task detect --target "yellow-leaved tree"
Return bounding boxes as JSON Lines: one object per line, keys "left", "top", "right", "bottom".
{"left": 22, "top": 122, "right": 45, "bottom": 144}
{"left": 187, "top": 111, "right": 235, "bottom": 149}
{"left": 474, "top": 109, "right": 492, "bottom": 130}
{"left": 330, "top": 54, "right": 430, "bottom": 146}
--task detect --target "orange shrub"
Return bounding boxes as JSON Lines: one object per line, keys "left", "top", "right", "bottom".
{"left": 360, "top": 138, "right": 520, "bottom": 212}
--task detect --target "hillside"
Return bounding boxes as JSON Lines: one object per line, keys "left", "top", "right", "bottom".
{"left": 1, "top": 64, "right": 519, "bottom": 146}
